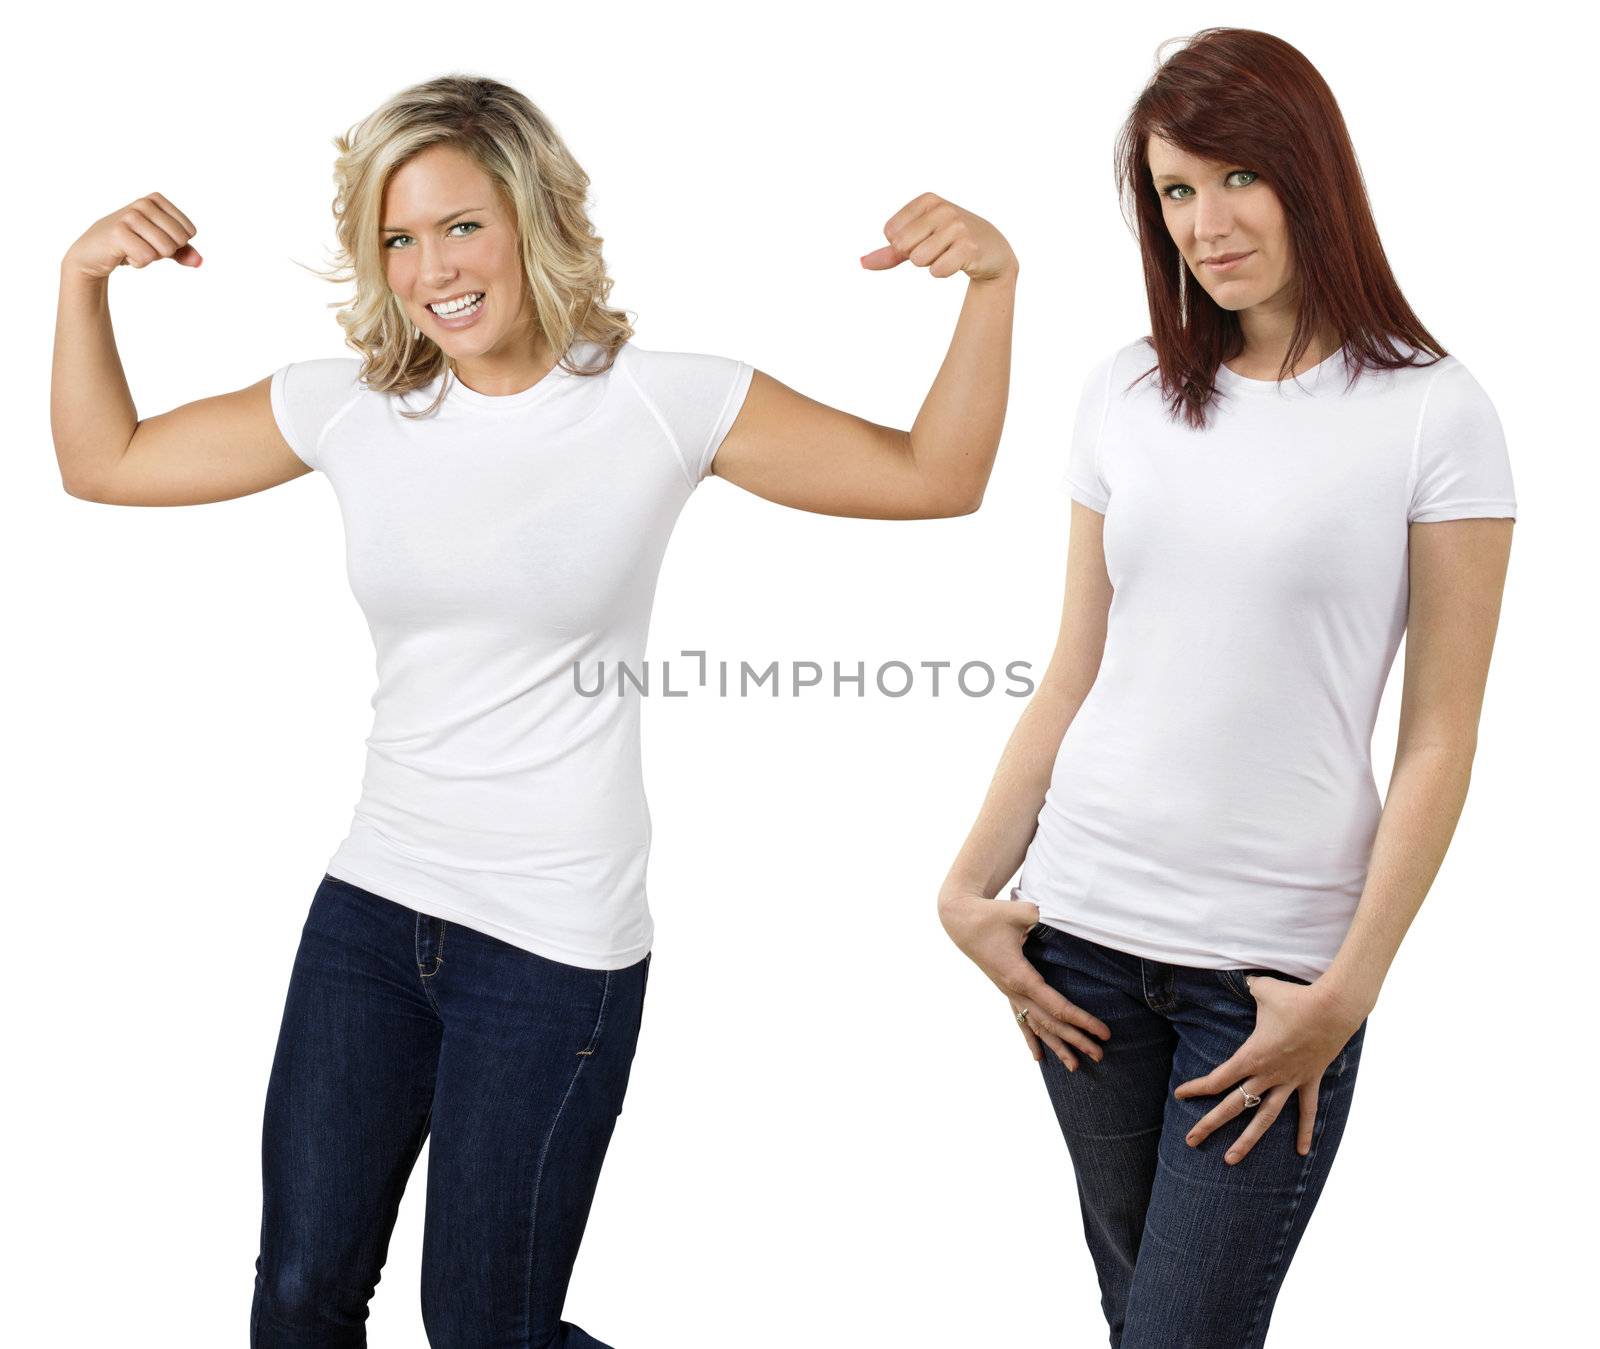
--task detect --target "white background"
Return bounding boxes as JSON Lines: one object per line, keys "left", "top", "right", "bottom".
{"left": 10, "top": 2, "right": 1593, "bottom": 1344}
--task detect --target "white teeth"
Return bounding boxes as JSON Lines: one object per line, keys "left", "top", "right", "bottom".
{"left": 429, "top": 292, "right": 484, "bottom": 316}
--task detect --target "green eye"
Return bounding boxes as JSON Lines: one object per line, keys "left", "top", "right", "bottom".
{"left": 1159, "top": 170, "right": 1258, "bottom": 202}
{"left": 383, "top": 220, "right": 481, "bottom": 250}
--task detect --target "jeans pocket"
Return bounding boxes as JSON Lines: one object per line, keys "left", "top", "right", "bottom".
{"left": 1216, "top": 965, "right": 1311, "bottom": 1004}
{"left": 1217, "top": 968, "right": 1256, "bottom": 1004}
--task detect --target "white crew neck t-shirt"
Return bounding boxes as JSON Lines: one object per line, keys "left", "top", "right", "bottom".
{"left": 1017, "top": 338, "right": 1517, "bottom": 981}
{"left": 270, "top": 340, "right": 754, "bottom": 970}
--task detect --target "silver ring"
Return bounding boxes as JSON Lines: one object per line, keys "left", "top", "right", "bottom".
{"left": 1237, "top": 1084, "right": 1262, "bottom": 1109}
{"left": 1015, "top": 1008, "right": 1030, "bottom": 1026}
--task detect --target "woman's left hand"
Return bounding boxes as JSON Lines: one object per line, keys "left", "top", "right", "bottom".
{"left": 1174, "top": 977, "right": 1368, "bottom": 1164}
{"left": 859, "top": 193, "right": 1018, "bottom": 284}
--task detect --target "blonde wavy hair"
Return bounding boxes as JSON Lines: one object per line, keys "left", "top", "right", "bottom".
{"left": 304, "top": 73, "right": 633, "bottom": 419}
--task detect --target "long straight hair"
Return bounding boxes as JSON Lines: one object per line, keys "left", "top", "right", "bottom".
{"left": 1116, "top": 28, "right": 1446, "bottom": 429}
{"left": 305, "top": 74, "right": 633, "bottom": 419}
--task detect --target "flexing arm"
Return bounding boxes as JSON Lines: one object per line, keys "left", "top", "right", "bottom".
{"left": 710, "top": 193, "right": 1016, "bottom": 519}
{"left": 53, "top": 193, "right": 310, "bottom": 506}
{"left": 936, "top": 500, "right": 1117, "bottom": 1066}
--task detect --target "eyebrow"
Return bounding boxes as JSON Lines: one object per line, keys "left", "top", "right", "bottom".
{"left": 1152, "top": 174, "right": 1185, "bottom": 184}
{"left": 381, "top": 206, "right": 486, "bottom": 233}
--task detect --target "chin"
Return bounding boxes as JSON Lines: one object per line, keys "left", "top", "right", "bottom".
{"left": 1197, "top": 283, "right": 1262, "bottom": 313}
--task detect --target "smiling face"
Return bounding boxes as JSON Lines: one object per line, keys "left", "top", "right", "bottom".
{"left": 381, "top": 143, "right": 536, "bottom": 362}
{"left": 1147, "top": 134, "right": 1296, "bottom": 319}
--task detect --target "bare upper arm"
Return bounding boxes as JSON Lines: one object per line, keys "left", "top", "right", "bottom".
{"left": 1397, "top": 517, "right": 1514, "bottom": 753}
{"left": 72, "top": 374, "right": 312, "bottom": 506}
{"left": 1038, "top": 499, "right": 1114, "bottom": 703}
{"left": 710, "top": 370, "right": 968, "bottom": 519}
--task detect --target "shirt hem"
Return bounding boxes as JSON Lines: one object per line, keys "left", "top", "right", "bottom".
{"left": 323, "top": 861, "right": 654, "bottom": 972}
{"left": 1408, "top": 498, "right": 1518, "bottom": 523}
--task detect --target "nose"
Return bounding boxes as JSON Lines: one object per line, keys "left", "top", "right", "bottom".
{"left": 1191, "top": 189, "right": 1234, "bottom": 247}
{"left": 416, "top": 237, "right": 458, "bottom": 293}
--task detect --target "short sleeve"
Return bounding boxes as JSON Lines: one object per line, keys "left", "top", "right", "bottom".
{"left": 1407, "top": 362, "right": 1518, "bottom": 523}
{"left": 616, "top": 346, "right": 756, "bottom": 487}
{"left": 1060, "top": 351, "right": 1116, "bottom": 514}
{"left": 269, "top": 358, "right": 365, "bottom": 472}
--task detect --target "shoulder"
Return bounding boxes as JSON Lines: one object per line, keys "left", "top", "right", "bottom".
{"left": 270, "top": 355, "right": 368, "bottom": 426}
{"left": 608, "top": 341, "right": 754, "bottom": 426}
{"left": 1356, "top": 344, "right": 1489, "bottom": 400}
{"left": 1414, "top": 353, "right": 1501, "bottom": 428}
{"left": 611, "top": 341, "right": 747, "bottom": 385}
{"left": 274, "top": 355, "right": 366, "bottom": 392}
{"left": 1078, "top": 337, "right": 1159, "bottom": 404}
{"left": 1364, "top": 349, "right": 1499, "bottom": 423}
{"left": 272, "top": 356, "right": 369, "bottom": 419}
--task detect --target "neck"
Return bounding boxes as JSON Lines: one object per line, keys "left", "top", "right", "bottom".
{"left": 1229, "top": 305, "right": 1340, "bottom": 380}
{"left": 450, "top": 325, "right": 559, "bottom": 398}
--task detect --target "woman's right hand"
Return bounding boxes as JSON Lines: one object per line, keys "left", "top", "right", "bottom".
{"left": 937, "top": 888, "right": 1112, "bottom": 1069}
{"left": 63, "top": 193, "right": 202, "bottom": 281}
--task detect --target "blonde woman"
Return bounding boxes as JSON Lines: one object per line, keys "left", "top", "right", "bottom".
{"left": 52, "top": 75, "right": 1018, "bottom": 1346}
{"left": 938, "top": 28, "right": 1515, "bottom": 1346}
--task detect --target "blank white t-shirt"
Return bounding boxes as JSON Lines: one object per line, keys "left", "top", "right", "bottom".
{"left": 271, "top": 341, "right": 754, "bottom": 969}
{"left": 1017, "top": 338, "right": 1517, "bottom": 980}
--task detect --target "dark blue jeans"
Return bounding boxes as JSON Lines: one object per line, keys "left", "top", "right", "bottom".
{"left": 251, "top": 873, "right": 649, "bottom": 1347}
{"left": 1023, "top": 921, "right": 1368, "bottom": 1349}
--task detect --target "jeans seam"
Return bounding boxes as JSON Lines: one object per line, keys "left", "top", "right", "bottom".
{"left": 1239, "top": 1087, "right": 1328, "bottom": 1343}
{"left": 522, "top": 978, "right": 608, "bottom": 1344}
{"left": 522, "top": 1064, "right": 587, "bottom": 1345}
{"left": 576, "top": 969, "right": 613, "bottom": 1059}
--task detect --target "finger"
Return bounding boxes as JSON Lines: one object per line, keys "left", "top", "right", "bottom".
{"left": 1174, "top": 1042, "right": 1255, "bottom": 1100}
{"left": 884, "top": 202, "right": 957, "bottom": 268}
{"left": 1034, "top": 1024, "right": 1078, "bottom": 1071}
{"left": 859, "top": 244, "right": 906, "bottom": 270}
{"left": 136, "top": 194, "right": 193, "bottom": 253}
{"left": 116, "top": 210, "right": 186, "bottom": 268}
{"left": 1296, "top": 1079, "right": 1320, "bottom": 1156}
{"left": 1184, "top": 1092, "right": 1244, "bottom": 1149}
{"left": 1009, "top": 997, "right": 1081, "bottom": 1071}
{"left": 907, "top": 221, "right": 963, "bottom": 269}
{"left": 1224, "top": 1084, "right": 1295, "bottom": 1165}
{"left": 142, "top": 193, "right": 203, "bottom": 267}
{"left": 1000, "top": 995, "right": 1106, "bottom": 1064}
{"left": 1011, "top": 1004, "right": 1043, "bottom": 1063}
{"left": 147, "top": 192, "right": 197, "bottom": 239}
{"left": 997, "top": 963, "right": 1112, "bottom": 1044}
{"left": 881, "top": 191, "right": 945, "bottom": 241}
{"left": 928, "top": 243, "right": 969, "bottom": 279}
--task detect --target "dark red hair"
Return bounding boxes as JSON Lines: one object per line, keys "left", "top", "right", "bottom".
{"left": 1115, "top": 28, "right": 1446, "bottom": 429}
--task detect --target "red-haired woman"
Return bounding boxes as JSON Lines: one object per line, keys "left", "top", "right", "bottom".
{"left": 938, "top": 28, "right": 1516, "bottom": 1347}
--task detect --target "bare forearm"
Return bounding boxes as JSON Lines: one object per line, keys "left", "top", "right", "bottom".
{"left": 939, "top": 679, "right": 1082, "bottom": 905}
{"left": 52, "top": 266, "right": 137, "bottom": 494}
{"left": 1319, "top": 743, "right": 1477, "bottom": 1017}
{"left": 908, "top": 270, "right": 1017, "bottom": 510}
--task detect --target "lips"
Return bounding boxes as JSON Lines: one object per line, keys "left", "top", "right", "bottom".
{"left": 1204, "top": 251, "right": 1253, "bottom": 267}
{"left": 428, "top": 290, "right": 484, "bottom": 313}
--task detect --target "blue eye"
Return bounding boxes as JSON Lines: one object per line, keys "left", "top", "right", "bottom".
{"left": 383, "top": 220, "right": 482, "bottom": 250}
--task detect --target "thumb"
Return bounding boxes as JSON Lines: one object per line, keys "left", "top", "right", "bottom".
{"left": 859, "top": 244, "right": 906, "bottom": 270}
{"left": 174, "top": 244, "right": 203, "bottom": 267}
{"left": 1010, "top": 899, "right": 1041, "bottom": 928}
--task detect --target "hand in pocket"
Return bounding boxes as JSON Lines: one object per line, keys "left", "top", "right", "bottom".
{"left": 937, "top": 890, "right": 1112, "bottom": 1070}
{"left": 1175, "top": 975, "right": 1367, "bottom": 1163}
